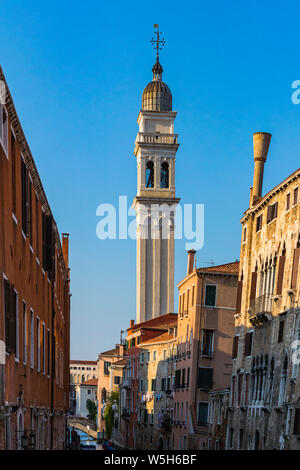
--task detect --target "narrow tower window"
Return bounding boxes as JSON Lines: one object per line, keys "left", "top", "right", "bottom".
{"left": 146, "top": 161, "right": 154, "bottom": 188}
{"left": 160, "top": 161, "right": 169, "bottom": 188}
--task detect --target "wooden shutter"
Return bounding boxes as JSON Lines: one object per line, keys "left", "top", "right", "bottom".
{"left": 235, "top": 280, "right": 243, "bottom": 314}
{"left": 250, "top": 272, "right": 257, "bottom": 301}
{"left": 291, "top": 248, "right": 300, "bottom": 290}
{"left": 276, "top": 256, "right": 286, "bottom": 295}
{"left": 42, "top": 214, "right": 54, "bottom": 278}
{"left": 232, "top": 335, "right": 239, "bottom": 359}
{"left": 244, "top": 332, "right": 253, "bottom": 357}
{"left": 8, "top": 284, "right": 16, "bottom": 354}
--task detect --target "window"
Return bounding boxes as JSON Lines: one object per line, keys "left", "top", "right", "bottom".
{"left": 278, "top": 320, "right": 285, "bottom": 343}
{"left": 4, "top": 279, "right": 17, "bottom": 355}
{"left": 293, "top": 409, "right": 300, "bottom": 435}
{"left": 267, "top": 201, "right": 278, "bottom": 223}
{"left": 22, "top": 302, "right": 27, "bottom": 364}
{"left": 47, "top": 329, "right": 50, "bottom": 375}
{"left": 197, "top": 367, "right": 213, "bottom": 390}
{"left": 30, "top": 311, "right": 34, "bottom": 368}
{"left": 104, "top": 361, "right": 111, "bottom": 375}
{"left": 186, "top": 368, "right": 190, "bottom": 388}
{"left": 153, "top": 350, "right": 156, "bottom": 361}
{"left": 256, "top": 214, "right": 262, "bottom": 232}
{"left": 243, "top": 226, "right": 247, "bottom": 242}
{"left": 175, "top": 369, "right": 181, "bottom": 389}
{"left": 146, "top": 161, "right": 154, "bottom": 188}
{"left": 181, "top": 368, "right": 186, "bottom": 387}
{"left": 151, "top": 379, "right": 156, "bottom": 392}
{"left": 140, "top": 379, "right": 144, "bottom": 392}
{"left": 293, "top": 187, "right": 299, "bottom": 206}
{"left": 114, "top": 376, "right": 121, "bottom": 385}
{"left": 0, "top": 104, "right": 8, "bottom": 155}
{"left": 286, "top": 193, "right": 291, "bottom": 211}
{"left": 163, "top": 349, "right": 167, "bottom": 360}
{"left": 244, "top": 331, "right": 253, "bottom": 357}
{"left": 36, "top": 317, "right": 40, "bottom": 371}
{"left": 204, "top": 285, "right": 216, "bottom": 307}
{"left": 232, "top": 335, "right": 239, "bottom": 359}
{"left": 202, "top": 330, "right": 214, "bottom": 356}
{"left": 140, "top": 352, "right": 144, "bottom": 364}
{"left": 11, "top": 133, "right": 17, "bottom": 214}
{"left": 160, "top": 161, "right": 169, "bottom": 188}
{"left": 42, "top": 323, "right": 45, "bottom": 374}
{"left": 87, "top": 389, "right": 91, "bottom": 395}
{"left": 161, "top": 377, "right": 166, "bottom": 391}
{"left": 197, "top": 402, "right": 208, "bottom": 426}
{"left": 42, "top": 214, "right": 54, "bottom": 279}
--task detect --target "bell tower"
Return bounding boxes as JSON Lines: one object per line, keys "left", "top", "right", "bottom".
{"left": 133, "top": 26, "right": 180, "bottom": 323}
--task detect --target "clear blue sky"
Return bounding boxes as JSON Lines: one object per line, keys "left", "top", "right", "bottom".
{"left": 1, "top": 0, "right": 300, "bottom": 360}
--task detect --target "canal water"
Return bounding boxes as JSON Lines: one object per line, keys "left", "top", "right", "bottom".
{"left": 76, "top": 429, "right": 103, "bottom": 450}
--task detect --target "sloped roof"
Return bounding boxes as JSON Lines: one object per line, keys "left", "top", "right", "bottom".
{"left": 197, "top": 260, "right": 239, "bottom": 275}
{"left": 129, "top": 313, "right": 178, "bottom": 332}
{"left": 139, "top": 331, "right": 176, "bottom": 346}
{"left": 111, "top": 358, "right": 127, "bottom": 367}
{"left": 80, "top": 378, "right": 98, "bottom": 386}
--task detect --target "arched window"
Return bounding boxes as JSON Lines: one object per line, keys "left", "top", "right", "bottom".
{"left": 146, "top": 161, "right": 154, "bottom": 188}
{"left": 160, "top": 161, "right": 169, "bottom": 188}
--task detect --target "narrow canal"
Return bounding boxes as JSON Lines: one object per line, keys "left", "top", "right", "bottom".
{"left": 70, "top": 428, "right": 103, "bottom": 450}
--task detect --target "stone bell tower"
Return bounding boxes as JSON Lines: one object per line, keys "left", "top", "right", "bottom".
{"left": 133, "top": 26, "right": 180, "bottom": 323}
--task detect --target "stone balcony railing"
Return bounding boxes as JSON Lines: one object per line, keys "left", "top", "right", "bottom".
{"left": 136, "top": 132, "right": 179, "bottom": 145}
{"left": 249, "top": 293, "right": 274, "bottom": 325}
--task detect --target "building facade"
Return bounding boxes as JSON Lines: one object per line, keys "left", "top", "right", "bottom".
{"left": 172, "top": 251, "right": 239, "bottom": 450}
{"left": 75, "top": 378, "right": 98, "bottom": 419}
{"left": 0, "top": 66, "right": 71, "bottom": 450}
{"left": 69, "top": 360, "right": 98, "bottom": 415}
{"left": 227, "top": 132, "right": 300, "bottom": 450}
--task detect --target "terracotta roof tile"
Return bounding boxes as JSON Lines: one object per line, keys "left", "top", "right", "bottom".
{"left": 197, "top": 260, "right": 239, "bottom": 275}
{"left": 129, "top": 313, "right": 178, "bottom": 332}
{"left": 80, "top": 378, "right": 98, "bottom": 386}
{"left": 139, "top": 331, "right": 176, "bottom": 346}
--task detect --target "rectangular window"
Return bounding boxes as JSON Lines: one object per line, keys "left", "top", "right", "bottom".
{"left": 256, "top": 214, "right": 262, "bottom": 232}
{"left": 104, "top": 361, "right": 111, "bottom": 375}
{"left": 0, "top": 104, "right": 8, "bottom": 155}
{"left": 232, "top": 335, "right": 239, "bottom": 359}
{"left": 151, "top": 378, "right": 156, "bottom": 392}
{"left": 267, "top": 201, "right": 278, "bottom": 223}
{"left": 30, "top": 311, "right": 34, "bottom": 368}
{"left": 153, "top": 351, "right": 156, "bottom": 361}
{"left": 293, "top": 187, "right": 299, "bottom": 206}
{"left": 140, "top": 379, "right": 143, "bottom": 392}
{"left": 197, "top": 367, "right": 213, "bottom": 390}
{"left": 293, "top": 408, "right": 300, "bottom": 435}
{"left": 202, "top": 330, "right": 214, "bottom": 356}
{"left": 278, "top": 320, "right": 285, "bottom": 343}
{"left": 286, "top": 193, "right": 291, "bottom": 211}
{"left": 114, "top": 376, "right": 121, "bottom": 385}
{"left": 3, "top": 280, "right": 17, "bottom": 356}
{"left": 11, "top": 133, "right": 16, "bottom": 214}
{"left": 243, "top": 227, "right": 247, "bottom": 242}
{"left": 36, "top": 317, "right": 40, "bottom": 371}
{"left": 140, "top": 352, "right": 144, "bottom": 364}
{"left": 22, "top": 302, "right": 27, "bottom": 364}
{"left": 244, "top": 332, "right": 253, "bottom": 357}
{"left": 186, "top": 368, "right": 190, "bottom": 387}
{"left": 161, "top": 377, "right": 166, "bottom": 391}
{"left": 47, "top": 328, "right": 50, "bottom": 375}
{"left": 42, "top": 323, "right": 45, "bottom": 374}
{"left": 181, "top": 368, "right": 186, "bottom": 387}
{"left": 197, "top": 402, "right": 208, "bottom": 426}
{"left": 21, "top": 158, "right": 29, "bottom": 236}
{"left": 204, "top": 285, "right": 216, "bottom": 307}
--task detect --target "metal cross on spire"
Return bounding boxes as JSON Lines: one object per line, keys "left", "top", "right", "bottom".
{"left": 150, "top": 24, "right": 166, "bottom": 61}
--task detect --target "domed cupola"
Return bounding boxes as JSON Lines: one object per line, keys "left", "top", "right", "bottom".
{"left": 142, "top": 59, "right": 172, "bottom": 112}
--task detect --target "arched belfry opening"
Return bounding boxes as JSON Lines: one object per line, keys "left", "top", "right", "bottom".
{"left": 160, "top": 161, "right": 169, "bottom": 188}
{"left": 146, "top": 161, "right": 154, "bottom": 188}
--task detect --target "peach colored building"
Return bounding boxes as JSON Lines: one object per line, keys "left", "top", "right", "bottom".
{"left": 97, "top": 344, "right": 125, "bottom": 434}
{"left": 172, "top": 251, "right": 239, "bottom": 450}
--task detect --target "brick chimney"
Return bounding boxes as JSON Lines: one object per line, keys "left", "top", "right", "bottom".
{"left": 187, "top": 249, "right": 196, "bottom": 275}
{"left": 251, "top": 132, "right": 271, "bottom": 205}
{"left": 130, "top": 319, "right": 135, "bottom": 328}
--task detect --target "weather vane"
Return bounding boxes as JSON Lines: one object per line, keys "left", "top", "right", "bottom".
{"left": 150, "top": 24, "right": 166, "bottom": 61}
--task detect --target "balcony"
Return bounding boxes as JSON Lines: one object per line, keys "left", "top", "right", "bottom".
{"left": 249, "top": 294, "right": 274, "bottom": 326}
{"left": 136, "top": 132, "right": 179, "bottom": 145}
{"left": 122, "top": 377, "right": 132, "bottom": 388}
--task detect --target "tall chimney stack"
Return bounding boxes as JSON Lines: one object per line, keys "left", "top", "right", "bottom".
{"left": 251, "top": 132, "right": 271, "bottom": 205}
{"left": 187, "top": 249, "right": 196, "bottom": 275}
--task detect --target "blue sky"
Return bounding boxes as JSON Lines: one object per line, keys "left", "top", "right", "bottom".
{"left": 1, "top": 0, "right": 300, "bottom": 359}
